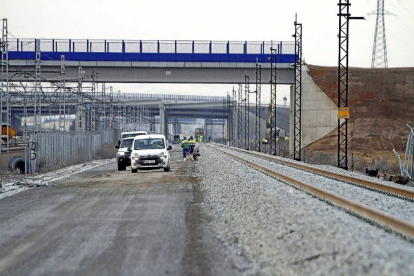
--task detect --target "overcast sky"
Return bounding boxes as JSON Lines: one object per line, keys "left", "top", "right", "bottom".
{"left": 3, "top": 0, "right": 413, "bottom": 103}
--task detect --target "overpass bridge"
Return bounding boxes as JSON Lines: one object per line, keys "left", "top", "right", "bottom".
{"left": 6, "top": 89, "right": 234, "bottom": 134}
{"left": 7, "top": 39, "right": 296, "bottom": 84}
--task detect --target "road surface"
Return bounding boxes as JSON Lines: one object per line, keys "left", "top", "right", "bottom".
{"left": 0, "top": 145, "right": 239, "bottom": 276}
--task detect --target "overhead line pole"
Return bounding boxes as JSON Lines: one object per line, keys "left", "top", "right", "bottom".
{"left": 232, "top": 87, "right": 236, "bottom": 147}
{"left": 34, "top": 39, "right": 41, "bottom": 130}
{"left": 270, "top": 48, "right": 277, "bottom": 155}
{"left": 255, "top": 63, "right": 261, "bottom": 152}
{"left": 244, "top": 75, "right": 250, "bottom": 150}
{"left": 223, "top": 97, "right": 226, "bottom": 145}
{"left": 237, "top": 84, "right": 242, "bottom": 148}
{"left": 59, "top": 55, "right": 66, "bottom": 131}
{"left": 1, "top": 18, "right": 10, "bottom": 154}
{"left": 76, "top": 66, "right": 83, "bottom": 132}
{"left": 337, "top": 0, "right": 365, "bottom": 169}
{"left": 293, "top": 14, "right": 302, "bottom": 161}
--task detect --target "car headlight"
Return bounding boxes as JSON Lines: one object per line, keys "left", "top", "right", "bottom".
{"left": 118, "top": 152, "right": 125, "bottom": 156}
{"left": 134, "top": 153, "right": 139, "bottom": 157}
{"left": 159, "top": 152, "right": 167, "bottom": 157}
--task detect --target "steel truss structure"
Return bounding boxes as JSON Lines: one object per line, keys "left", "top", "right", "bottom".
{"left": 4, "top": 78, "right": 152, "bottom": 132}
{"left": 34, "top": 39, "right": 41, "bottom": 129}
{"left": 76, "top": 66, "right": 83, "bottom": 131}
{"left": 232, "top": 87, "right": 236, "bottom": 147}
{"left": 1, "top": 18, "right": 10, "bottom": 154}
{"left": 224, "top": 92, "right": 233, "bottom": 145}
{"left": 293, "top": 16, "right": 302, "bottom": 161}
{"left": 337, "top": 0, "right": 364, "bottom": 169}
{"left": 370, "top": 0, "right": 389, "bottom": 68}
{"left": 237, "top": 84, "right": 242, "bottom": 149}
{"left": 270, "top": 48, "right": 277, "bottom": 155}
{"left": 59, "top": 55, "right": 66, "bottom": 131}
{"left": 222, "top": 97, "right": 226, "bottom": 145}
{"left": 226, "top": 93, "right": 230, "bottom": 145}
{"left": 244, "top": 75, "right": 250, "bottom": 150}
{"left": 255, "top": 63, "right": 261, "bottom": 152}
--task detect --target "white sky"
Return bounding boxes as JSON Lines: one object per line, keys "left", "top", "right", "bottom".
{"left": 3, "top": 0, "right": 414, "bottom": 103}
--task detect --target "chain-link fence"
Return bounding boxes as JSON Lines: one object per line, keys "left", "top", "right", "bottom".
{"left": 27, "top": 128, "right": 120, "bottom": 173}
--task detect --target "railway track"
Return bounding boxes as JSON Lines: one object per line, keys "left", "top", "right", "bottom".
{"left": 213, "top": 146, "right": 414, "bottom": 240}
{"left": 217, "top": 145, "right": 414, "bottom": 201}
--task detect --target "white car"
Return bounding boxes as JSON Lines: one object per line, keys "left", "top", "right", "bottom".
{"left": 120, "top": 131, "right": 148, "bottom": 140}
{"left": 129, "top": 134, "right": 172, "bottom": 173}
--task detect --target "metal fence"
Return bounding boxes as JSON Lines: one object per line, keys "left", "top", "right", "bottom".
{"left": 28, "top": 128, "right": 120, "bottom": 173}
{"left": 394, "top": 125, "right": 414, "bottom": 180}
{"left": 7, "top": 39, "right": 295, "bottom": 55}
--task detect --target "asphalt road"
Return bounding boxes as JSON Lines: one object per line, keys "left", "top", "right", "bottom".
{"left": 0, "top": 145, "right": 238, "bottom": 276}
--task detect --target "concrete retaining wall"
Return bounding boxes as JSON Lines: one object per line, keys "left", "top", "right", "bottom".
{"left": 289, "top": 65, "right": 337, "bottom": 155}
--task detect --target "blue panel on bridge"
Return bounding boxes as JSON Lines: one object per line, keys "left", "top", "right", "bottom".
{"left": 9, "top": 52, "right": 295, "bottom": 63}
{"left": 6, "top": 39, "right": 297, "bottom": 64}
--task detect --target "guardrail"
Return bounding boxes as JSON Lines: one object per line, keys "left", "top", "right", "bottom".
{"left": 7, "top": 39, "right": 295, "bottom": 55}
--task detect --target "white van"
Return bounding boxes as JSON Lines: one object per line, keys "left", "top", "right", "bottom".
{"left": 129, "top": 134, "right": 172, "bottom": 173}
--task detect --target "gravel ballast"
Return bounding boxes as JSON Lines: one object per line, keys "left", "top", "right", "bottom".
{"left": 217, "top": 146, "right": 414, "bottom": 224}
{"left": 195, "top": 145, "right": 414, "bottom": 275}
{"left": 226, "top": 145, "right": 414, "bottom": 192}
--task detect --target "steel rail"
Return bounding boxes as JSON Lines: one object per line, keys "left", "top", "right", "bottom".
{"left": 222, "top": 146, "right": 414, "bottom": 200}
{"left": 215, "top": 147, "right": 414, "bottom": 240}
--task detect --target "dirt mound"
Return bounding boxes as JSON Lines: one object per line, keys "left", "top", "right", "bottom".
{"left": 304, "top": 64, "right": 414, "bottom": 171}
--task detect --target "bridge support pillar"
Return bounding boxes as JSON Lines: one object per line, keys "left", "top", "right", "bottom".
{"left": 159, "top": 107, "right": 167, "bottom": 136}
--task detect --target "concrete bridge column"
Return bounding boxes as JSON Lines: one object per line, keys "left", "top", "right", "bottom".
{"left": 159, "top": 107, "right": 167, "bottom": 136}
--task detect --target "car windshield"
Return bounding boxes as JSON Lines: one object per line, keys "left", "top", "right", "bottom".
{"left": 120, "top": 139, "right": 134, "bottom": 148}
{"left": 134, "top": 138, "right": 165, "bottom": 150}
{"left": 122, "top": 133, "right": 145, "bottom": 139}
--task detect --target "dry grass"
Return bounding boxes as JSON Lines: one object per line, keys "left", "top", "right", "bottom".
{"left": 302, "top": 149, "right": 401, "bottom": 175}
{"left": 94, "top": 143, "right": 117, "bottom": 160}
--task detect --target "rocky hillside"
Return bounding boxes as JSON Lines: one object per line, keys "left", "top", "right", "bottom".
{"left": 304, "top": 64, "right": 414, "bottom": 170}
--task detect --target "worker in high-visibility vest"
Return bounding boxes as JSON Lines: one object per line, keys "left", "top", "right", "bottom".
{"left": 199, "top": 135, "right": 203, "bottom": 143}
{"left": 261, "top": 137, "right": 268, "bottom": 144}
{"left": 189, "top": 136, "right": 196, "bottom": 153}
{"left": 285, "top": 136, "right": 289, "bottom": 142}
{"left": 276, "top": 137, "right": 279, "bottom": 143}
{"left": 181, "top": 137, "right": 190, "bottom": 161}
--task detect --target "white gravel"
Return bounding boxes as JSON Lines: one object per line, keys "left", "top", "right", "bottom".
{"left": 217, "top": 146, "right": 414, "bottom": 224}
{"left": 195, "top": 145, "right": 414, "bottom": 275}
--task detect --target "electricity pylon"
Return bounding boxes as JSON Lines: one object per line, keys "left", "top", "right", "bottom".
{"left": 369, "top": 0, "right": 394, "bottom": 68}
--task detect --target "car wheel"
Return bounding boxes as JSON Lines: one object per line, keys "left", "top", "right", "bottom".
{"left": 118, "top": 163, "right": 126, "bottom": 171}
{"left": 131, "top": 168, "right": 138, "bottom": 173}
{"left": 164, "top": 165, "right": 171, "bottom": 172}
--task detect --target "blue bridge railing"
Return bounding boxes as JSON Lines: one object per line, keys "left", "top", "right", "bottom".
{"left": 6, "top": 39, "right": 296, "bottom": 63}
